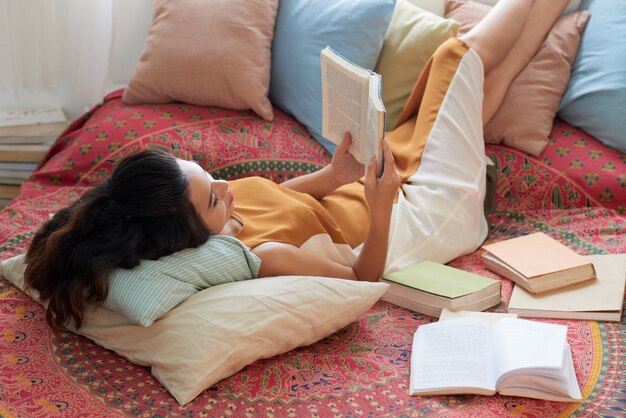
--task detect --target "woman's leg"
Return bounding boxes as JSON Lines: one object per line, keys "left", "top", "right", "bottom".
{"left": 380, "top": 0, "right": 569, "bottom": 272}
{"left": 459, "top": 0, "right": 571, "bottom": 124}
{"left": 383, "top": 38, "right": 489, "bottom": 271}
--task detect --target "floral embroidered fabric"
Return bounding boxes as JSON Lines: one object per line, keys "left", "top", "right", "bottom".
{"left": 0, "top": 93, "right": 624, "bottom": 417}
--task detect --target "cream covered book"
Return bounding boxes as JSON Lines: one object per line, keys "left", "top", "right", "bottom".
{"left": 508, "top": 254, "right": 626, "bottom": 321}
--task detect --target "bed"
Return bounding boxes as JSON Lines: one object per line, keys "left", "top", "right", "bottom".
{"left": 0, "top": 89, "right": 624, "bottom": 417}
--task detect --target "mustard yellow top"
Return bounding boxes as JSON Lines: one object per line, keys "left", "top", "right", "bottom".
{"left": 229, "top": 177, "right": 369, "bottom": 249}
{"left": 230, "top": 40, "right": 475, "bottom": 251}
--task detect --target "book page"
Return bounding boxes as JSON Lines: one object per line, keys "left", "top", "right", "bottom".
{"left": 498, "top": 344, "right": 581, "bottom": 402}
{"left": 493, "top": 318, "right": 566, "bottom": 385}
{"left": 321, "top": 47, "right": 371, "bottom": 164}
{"left": 411, "top": 318, "right": 496, "bottom": 393}
{"left": 327, "top": 63, "right": 365, "bottom": 145}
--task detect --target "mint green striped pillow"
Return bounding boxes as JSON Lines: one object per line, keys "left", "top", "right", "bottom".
{"left": 104, "top": 235, "right": 260, "bottom": 326}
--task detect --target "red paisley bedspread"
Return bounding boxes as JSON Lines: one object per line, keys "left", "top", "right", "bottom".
{"left": 0, "top": 91, "right": 624, "bottom": 417}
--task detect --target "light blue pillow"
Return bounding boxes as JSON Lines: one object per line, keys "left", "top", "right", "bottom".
{"left": 104, "top": 235, "right": 261, "bottom": 326}
{"left": 0, "top": 236, "right": 261, "bottom": 327}
{"left": 558, "top": 0, "right": 626, "bottom": 153}
{"left": 269, "top": 0, "right": 396, "bottom": 153}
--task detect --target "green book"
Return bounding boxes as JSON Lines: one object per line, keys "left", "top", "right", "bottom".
{"left": 380, "top": 261, "right": 501, "bottom": 318}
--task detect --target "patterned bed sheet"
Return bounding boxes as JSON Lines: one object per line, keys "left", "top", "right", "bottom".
{"left": 0, "top": 91, "right": 624, "bottom": 417}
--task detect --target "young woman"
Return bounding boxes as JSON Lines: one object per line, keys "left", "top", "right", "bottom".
{"left": 25, "top": 0, "right": 572, "bottom": 328}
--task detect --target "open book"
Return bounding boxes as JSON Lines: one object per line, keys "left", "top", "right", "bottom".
{"left": 410, "top": 317, "right": 582, "bottom": 402}
{"left": 321, "top": 46, "right": 385, "bottom": 175}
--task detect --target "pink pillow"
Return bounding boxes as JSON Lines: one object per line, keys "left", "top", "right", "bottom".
{"left": 122, "top": 0, "right": 277, "bottom": 121}
{"left": 445, "top": 0, "right": 589, "bottom": 156}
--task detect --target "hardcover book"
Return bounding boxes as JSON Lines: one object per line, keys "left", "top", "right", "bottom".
{"left": 0, "top": 144, "right": 50, "bottom": 163}
{"left": 508, "top": 253, "right": 626, "bottom": 321}
{"left": 381, "top": 261, "right": 501, "bottom": 318}
{"left": 482, "top": 232, "right": 596, "bottom": 294}
{"left": 0, "top": 184, "right": 20, "bottom": 200}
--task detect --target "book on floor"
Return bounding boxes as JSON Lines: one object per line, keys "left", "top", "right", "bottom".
{"left": 0, "top": 144, "right": 50, "bottom": 163}
{"left": 410, "top": 317, "right": 582, "bottom": 402}
{"left": 0, "top": 107, "right": 67, "bottom": 137}
{"left": 0, "top": 184, "right": 20, "bottom": 200}
{"left": 0, "top": 170, "right": 35, "bottom": 180}
{"left": 0, "top": 198, "right": 11, "bottom": 208}
{"left": 508, "top": 254, "right": 626, "bottom": 322}
{"left": 381, "top": 261, "right": 501, "bottom": 318}
{"left": 0, "top": 162, "right": 38, "bottom": 181}
{"left": 482, "top": 232, "right": 596, "bottom": 294}
{"left": 0, "top": 177, "right": 25, "bottom": 186}
{"left": 320, "top": 46, "right": 385, "bottom": 175}
{"left": 0, "top": 161, "right": 39, "bottom": 171}
{"left": 0, "top": 134, "right": 59, "bottom": 145}
{"left": 438, "top": 308, "right": 518, "bottom": 324}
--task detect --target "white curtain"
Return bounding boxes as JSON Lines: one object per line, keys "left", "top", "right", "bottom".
{"left": 0, "top": 0, "right": 151, "bottom": 121}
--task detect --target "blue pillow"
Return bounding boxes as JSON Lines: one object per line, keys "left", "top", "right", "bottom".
{"left": 269, "top": 0, "right": 396, "bottom": 153}
{"left": 558, "top": 0, "right": 626, "bottom": 153}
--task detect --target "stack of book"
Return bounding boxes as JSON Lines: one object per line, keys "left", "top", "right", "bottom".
{"left": 0, "top": 107, "right": 67, "bottom": 207}
{"left": 380, "top": 261, "right": 501, "bottom": 318}
{"left": 506, "top": 253, "right": 626, "bottom": 321}
{"left": 482, "top": 232, "right": 625, "bottom": 322}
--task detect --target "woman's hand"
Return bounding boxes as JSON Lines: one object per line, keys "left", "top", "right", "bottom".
{"left": 330, "top": 132, "right": 365, "bottom": 186}
{"left": 261, "top": 138, "right": 401, "bottom": 282}
{"left": 364, "top": 138, "right": 401, "bottom": 215}
{"left": 345, "top": 138, "right": 400, "bottom": 281}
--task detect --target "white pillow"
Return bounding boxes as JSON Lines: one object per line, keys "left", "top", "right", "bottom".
{"left": 0, "top": 254, "right": 388, "bottom": 405}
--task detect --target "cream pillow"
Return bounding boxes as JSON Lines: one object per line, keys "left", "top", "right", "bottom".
{"left": 3, "top": 237, "right": 261, "bottom": 327}
{"left": 0, "top": 254, "right": 388, "bottom": 405}
{"left": 375, "top": 0, "right": 459, "bottom": 129}
{"left": 122, "top": 0, "right": 277, "bottom": 121}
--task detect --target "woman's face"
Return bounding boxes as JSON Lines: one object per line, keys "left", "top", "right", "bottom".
{"left": 176, "top": 159, "right": 235, "bottom": 235}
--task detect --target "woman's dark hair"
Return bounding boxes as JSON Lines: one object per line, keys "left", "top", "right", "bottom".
{"left": 24, "top": 150, "right": 211, "bottom": 329}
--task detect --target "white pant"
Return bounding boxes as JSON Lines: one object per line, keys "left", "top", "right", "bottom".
{"left": 301, "top": 46, "right": 488, "bottom": 273}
